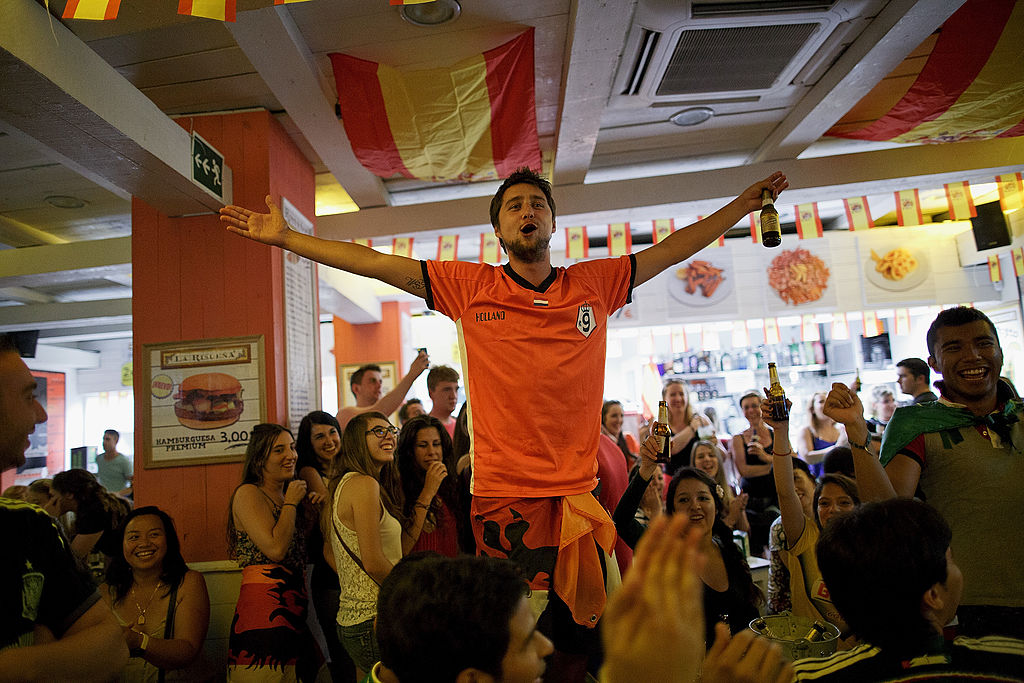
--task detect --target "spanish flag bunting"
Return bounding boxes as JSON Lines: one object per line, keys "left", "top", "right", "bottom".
{"left": 795, "top": 203, "right": 823, "bottom": 239}
{"left": 608, "top": 223, "right": 632, "bottom": 256}
{"left": 330, "top": 29, "right": 541, "bottom": 182}
{"left": 390, "top": 0, "right": 437, "bottom": 4}
{"left": 895, "top": 309, "right": 912, "bottom": 336}
{"left": 480, "top": 233, "right": 501, "bottom": 264}
{"left": 695, "top": 216, "right": 725, "bottom": 248}
{"left": 944, "top": 181, "right": 977, "bottom": 220}
{"left": 392, "top": 237, "right": 413, "bottom": 259}
{"left": 437, "top": 235, "right": 459, "bottom": 262}
{"left": 831, "top": 313, "right": 850, "bottom": 340}
{"left": 895, "top": 189, "right": 924, "bottom": 226}
{"left": 62, "top": 0, "right": 120, "bottom": 20}
{"left": 997, "top": 172, "right": 1024, "bottom": 211}
{"left": 843, "top": 197, "right": 874, "bottom": 231}
{"left": 652, "top": 219, "right": 674, "bottom": 245}
{"left": 801, "top": 314, "right": 819, "bottom": 342}
{"left": 731, "top": 321, "right": 749, "bottom": 348}
{"left": 353, "top": 238, "right": 372, "bottom": 248}
{"left": 671, "top": 328, "right": 687, "bottom": 355}
{"left": 565, "top": 226, "right": 588, "bottom": 259}
{"left": 749, "top": 213, "right": 761, "bottom": 243}
{"left": 1013, "top": 247, "right": 1024, "bottom": 277}
{"left": 177, "top": 0, "right": 235, "bottom": 21}
{"left": 763, "top": 318, "right": 781, "bottom": 345}
{"left": 825, "top": 0, "right": 1024, "bottom": 145}
{"left": 988, "top": 254, "right": 1002, "bottom": 282}
{"left": 863, "top": 310, "right": 883, "bottom": 337}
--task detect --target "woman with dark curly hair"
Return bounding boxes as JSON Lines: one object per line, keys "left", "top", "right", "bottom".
{"left": 614, "top": 436, "right": 761, "bottom": 646}
{"left": 52, "top": 468, "right": 131, "bottom": 571}
{"left": 101, "top": 506, "right": 209, "bottom": 681}
{"left": 395, "top": 414, "right": 468, "bottom": 557}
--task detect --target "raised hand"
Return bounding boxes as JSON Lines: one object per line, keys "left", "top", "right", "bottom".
{"left": 409, "top": 349, "right": 430, "bottom": 376}
{"left": 759, "top": 393, "right": 793, "bottom": 430}
{"left": 638, "top": 434, "right": 662, "bottom": 479}
{"left": 738, "top": 172, "right": 789, "bottom": 214}
{"left": 220, "top": 195, "right": 289, "bottom": 247}
{"left": 703, "top": 624, "right": 793, "bottom": 683}
{"left": 823, "top": 382, "right": 868, "bottom": 430}
{"left": 421, "top": 461, "right": 448, "bottom": 501}
{"left": 284, "top": 478, "right": 308, "bottom": 506}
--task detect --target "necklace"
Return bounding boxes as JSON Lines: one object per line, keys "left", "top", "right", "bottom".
{"left": 131, "top": 581, "right": 163, "bottom": 626}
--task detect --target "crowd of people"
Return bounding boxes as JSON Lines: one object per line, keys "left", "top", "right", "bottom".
{"left": 4, "top": 164, "right": 1023, "bottom": 682}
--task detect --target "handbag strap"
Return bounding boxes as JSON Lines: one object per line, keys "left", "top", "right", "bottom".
{"left": 156, "top": 581, "right": 179, "bottom": 683}
{"left": 333, "top": 518, "right": 380, "bottom": 587}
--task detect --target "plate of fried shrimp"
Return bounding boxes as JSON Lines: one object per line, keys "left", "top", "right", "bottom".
{"left": 670, "top": 258, "right": 733, "bottom": 307}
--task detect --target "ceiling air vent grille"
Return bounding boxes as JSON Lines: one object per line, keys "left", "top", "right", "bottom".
{"left": 691, "top": 1, "right": 837, "bottom": 17}
{"left": 656, "top": 23, "right": 818, "bottom": 95}
{"left": 622, "top": 29, "right": 661, "bottom": 95}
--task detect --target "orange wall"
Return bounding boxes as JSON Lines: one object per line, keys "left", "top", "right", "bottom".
{"left": 332, "top": 302, "right": 409, "bottom": 406}
{"left": 132, "top": 111, "right": 314, "bottom": 562}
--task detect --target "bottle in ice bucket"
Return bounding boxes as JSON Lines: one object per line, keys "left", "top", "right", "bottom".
{"left": 760, "top": 189, "right": 781, "bottom": 248}
{"left": 802, "top": 620, "right": 827, "bottom": 642}
{"left": 653, "top": 400, "right": 671, "bottom": 463}
{"left": 766, "top": 362, "right": 789, "bottom": 421}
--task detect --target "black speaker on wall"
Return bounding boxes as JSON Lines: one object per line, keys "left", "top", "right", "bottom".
{"left": 970, "top": 200, "right": 1011, "bottom": 251}
{"left": 10, "top": 330, "right": 39, "bottom": 358}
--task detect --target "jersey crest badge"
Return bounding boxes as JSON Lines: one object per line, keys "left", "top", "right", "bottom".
{"left": 576, "top": 304, "right": 595, "bottom": 338}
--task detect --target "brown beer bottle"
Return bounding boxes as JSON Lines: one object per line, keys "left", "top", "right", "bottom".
{"left": 653, "top": 400, "right": 671, "bottom": 463}
{"left": 766, "top": 362, "right": 789, "bottom": 421}
{"left": 760, "top": 189, "right": 781, "bottom": 248}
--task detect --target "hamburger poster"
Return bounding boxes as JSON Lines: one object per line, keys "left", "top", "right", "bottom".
{"left": 142, "top": 336, "right": 266, "bottom": 468}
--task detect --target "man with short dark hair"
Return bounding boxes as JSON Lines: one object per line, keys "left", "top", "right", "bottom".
{"left": 397, "top": 398, "right": 425, "bottom": 426}
{"left": 896, "top": 357, "right": 937, "bottom": 404}
{"left": 0, "top": 333, "right": 128, "bottom": 679}
{"left": 824, "top": 306, "right": 1024, "bottom": 639}
{"left": 793, "top": 499, "right": 1024, "bottom": 680}
{"left": 338, "top": 353, "right": 430, "bottom": 431}
{"left": 96, "top": 428, "right": 132, "bottom": 496}
{"left": 426, "top": 365, "right": 460, "bottom": 436}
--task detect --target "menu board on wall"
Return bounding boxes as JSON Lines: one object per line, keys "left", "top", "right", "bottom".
{"left": 281, "top": 197, "right": 321, "bottom": 431}
{"left": 762, "top": 242, "right": 838, "bottom": 313}
{"left": 141, "top": 336, "right": 266, "bottom": 468}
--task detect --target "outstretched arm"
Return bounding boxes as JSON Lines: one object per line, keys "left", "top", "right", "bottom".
{"left": 337, "top": 351, "right": 430, "bottom": 431}
{"left": 822, "top": 383, "right": 899, "bottom": 501}
{"left": 220, "top": 195, "right": 426, "bottom": 297}
{"left": 633, "top": 172, "right": 788, "bottom": 286}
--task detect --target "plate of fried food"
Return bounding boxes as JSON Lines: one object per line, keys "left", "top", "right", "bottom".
{"left": 767, "top": 247, "right": 831, "bottom": 306}
{"left": 670, "top": 258, "right": 733, "bottom": 307}
{"left": 865, "top": 246, "right": 929, "bottom": 291}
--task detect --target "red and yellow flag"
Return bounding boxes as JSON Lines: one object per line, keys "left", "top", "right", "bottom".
{"left": 652, "top": 219, "right": 674, "bottom": 245}
{"left": 997, "top": 172, "right": 1024, "bottom": 211}
{"left": 565, "top": 226, "right": 588, "bottom": 259}
{"left": 843, "top": 197, "right": 873, "bottom": 231}
{"left": 795, "top": 203, "right": 823, "bottom": 239}
{"left": 895, "top": 309, "right": 912, "bottom": 336}
{"left": 763, "top": 318, "right": 780, "bottom": 345}
{"left": 731, "top": 321, "right": 749, "bottom": 348}
{"left": 62, "top": 0, "right": 120, "bottom": 20}
{"left": 437, "top": 235, "right": 459, "bottom": 262}
{"left": 895, "top": 189, "right": 924, "bottom": 226}
{"left": 826, "top": 0, "right": 1024, "bottom": 144}
{"left": 989, "top": 254, "right": 1003, "bottom": 282}
{"left": 944, "top": 181, "right": 977, "bottom": 220}
{"left": 831, "top": 313, "right": 850, "bottom": 340}
{"left": 863, "top": 311, "right": 883, "bottom": 337}
{"left": 801, "top": 314, "right": 819, "bottom": 342}
{"left": 330, "top": 30, "right": 541, "bottom": 182}
{"left": 670, "top": 328, "right": 687, "bottom": 356}
{"left": 480, "top": 233, "right": 501, "bottom": 264}
{"left": 177, "top": 0, "right": 235, "bottom": 21}
{"left": 276, "top": 0, "right": 313, "bottom": 4}
{"left": 749, "top": 213, "right": 761, "bottom": 243}
{"left": 353, "top": 238, "right": 372, "bottom": 248}
{"left": 1013, "top": 247, "right": 1024, "bottom": 277}
{"left": 390, "top": 0, "right": 436, "bottom": 4}
{"left": 392, "top": 237, "right": 413, "bottom": 259}
{"left": 608, "top": 223, "right": 632, "bottom": 256}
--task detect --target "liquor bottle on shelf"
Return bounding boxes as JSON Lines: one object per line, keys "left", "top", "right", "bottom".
{"left": 766, "top": 362, "right": 789, "bottom": 422}
{"left": 653, "top": 400, "right": 671, "bottom": 463}
{"left": 760, "top": 189, "right": 782, "bottom": 248}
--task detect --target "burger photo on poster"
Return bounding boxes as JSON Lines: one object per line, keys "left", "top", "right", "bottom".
{"left": 174, "top": 372, "right": 244, "bottom": 429}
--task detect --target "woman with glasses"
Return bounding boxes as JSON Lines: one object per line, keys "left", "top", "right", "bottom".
{"left": 226, "top": 423, "right": 318, "bottom": 682}
{"left": 327, "top": 412, "right": 404, "bottom": 680}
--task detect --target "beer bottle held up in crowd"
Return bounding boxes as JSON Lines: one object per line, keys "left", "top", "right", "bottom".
{"left": 653, "top": 400, "right": 671, "bottom": 463}
{"left": 760, "top": 188, "right": 781, "bottom": 248}
{"left": 766, "top": 362, "right": 789, "bottom": 421}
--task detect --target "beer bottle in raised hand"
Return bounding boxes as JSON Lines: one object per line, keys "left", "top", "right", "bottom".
{"left": 760, "top": 188, "right": 781, "bottom": 248}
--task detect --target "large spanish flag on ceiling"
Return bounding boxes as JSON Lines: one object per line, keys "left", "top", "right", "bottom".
{"left": 826, "top": 0, "right": 1024, "bottom": 143}
{"left": 330, "top": 30, "right": 542, "bottom": 182}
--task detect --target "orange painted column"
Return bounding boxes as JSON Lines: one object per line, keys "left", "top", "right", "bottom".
{"left": 332, "top": 302, "right": 410, "bottom": 408}
{"left": 131, "top": 111, "right": 314, "bottom": 562}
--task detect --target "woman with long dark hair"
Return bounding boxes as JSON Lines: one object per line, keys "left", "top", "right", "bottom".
{"left": 327, "top": 411, "right": 404, "bottom": 680}
{"left": 102, "top": 506, "right": 210, "bottom": 681}
{"left": 395, "top": 414, "right": 467, "bottom": 556}
{"left": 226, "top": 423, "right": 316, "bottom": 682}
{"left": 52, "top": 468, "right": 131, "bottom": 574}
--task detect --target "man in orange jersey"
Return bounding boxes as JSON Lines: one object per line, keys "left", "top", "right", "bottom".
{"left": 222, "top": 167, "right": 787, "bottom": 677}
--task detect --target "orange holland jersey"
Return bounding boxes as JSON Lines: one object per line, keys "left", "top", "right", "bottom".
{"left": 423, "top": 256, "right": 635, "bottom": 497}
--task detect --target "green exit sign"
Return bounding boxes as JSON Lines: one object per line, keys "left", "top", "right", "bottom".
{"left": 191, "top": 132, "right": 225, "bottom": 200}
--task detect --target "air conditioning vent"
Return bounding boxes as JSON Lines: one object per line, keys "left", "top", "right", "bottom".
{"left": 622, "top": 29, "right": 662, "bottom": 95}
{"left": 656, "top": 23, "right": 818, "bottom": 95}
{"left": 691, "top": 0, "right": 837, "bottom": 17}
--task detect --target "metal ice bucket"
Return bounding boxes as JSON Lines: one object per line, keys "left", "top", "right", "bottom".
{"left": 748, "top": 613, "right": 840, "bottom": 660}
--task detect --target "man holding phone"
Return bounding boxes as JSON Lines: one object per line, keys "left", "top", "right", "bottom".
{"left": 338, "top": 352, "right": 430, "bottom": 431}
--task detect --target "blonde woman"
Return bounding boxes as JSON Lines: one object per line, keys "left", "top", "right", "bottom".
{"left": 662, "top": 379, "right": 714, "bottom": 476}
